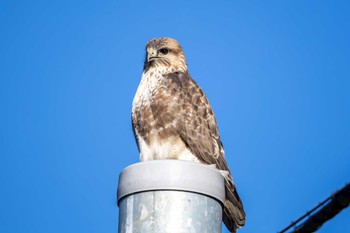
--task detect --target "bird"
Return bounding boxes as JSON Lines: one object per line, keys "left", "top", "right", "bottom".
{"left": 131, "top": 37, "right": 245, "bottom": 232}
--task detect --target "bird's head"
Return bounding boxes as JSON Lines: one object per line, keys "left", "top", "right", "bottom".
{"left": 143, "top": 38, "right": 187, "bottom": 74}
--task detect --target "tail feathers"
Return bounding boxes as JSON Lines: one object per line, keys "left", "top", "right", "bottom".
{"left": 205, "top": 164, "right": 245, "bottom": 232}
{"left": 223, "top": 184, "right": 246, "bottom": 233}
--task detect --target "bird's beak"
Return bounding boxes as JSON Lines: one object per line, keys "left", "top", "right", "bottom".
{"left": 147, "top": 48, "right": 157, "bottom": 62}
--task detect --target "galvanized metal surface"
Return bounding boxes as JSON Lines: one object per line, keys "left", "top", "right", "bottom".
{"left": 118, "top": 190, "right": 222, "bottom": 233}
{"left": 117, "top": 160, "right": 225, "bottom": 233}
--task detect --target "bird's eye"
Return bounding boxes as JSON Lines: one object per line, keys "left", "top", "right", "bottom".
{"left": 159, "top": 48, "right": 169, "bottom": 55}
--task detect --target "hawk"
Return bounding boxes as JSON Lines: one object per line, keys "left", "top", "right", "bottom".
{"left": 131, "top": 37, "right": 245, "bottom": 232}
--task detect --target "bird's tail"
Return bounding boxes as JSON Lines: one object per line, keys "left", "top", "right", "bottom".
{"left": 223, "top": 178, "right": 246, "bottom": 233}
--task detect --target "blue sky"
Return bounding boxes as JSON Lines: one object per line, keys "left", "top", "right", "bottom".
{"left": 1, "top": 1, "right": 349, "bottom": 233}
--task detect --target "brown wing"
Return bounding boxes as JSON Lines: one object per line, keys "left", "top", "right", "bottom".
{"left": 162, "top": 72, "right": 224, "bottom": 164}
{"left": 161, "top": 71, "right": 230, "bottom": 170}
{"left": 162, "top": 71, "right": 246, "bottom": 232}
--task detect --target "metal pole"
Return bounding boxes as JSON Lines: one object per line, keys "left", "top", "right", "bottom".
{"left": 117, "top": 160, "right": 226, "bottom": 233}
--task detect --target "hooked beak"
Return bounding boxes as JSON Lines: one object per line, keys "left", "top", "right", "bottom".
{"left": 147, "top": 48, "right": 158, "bottom": 62}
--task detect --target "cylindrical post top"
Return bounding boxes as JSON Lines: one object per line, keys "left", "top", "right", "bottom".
{"left": 117, "top": 160, "right": 225, "bottom": 205}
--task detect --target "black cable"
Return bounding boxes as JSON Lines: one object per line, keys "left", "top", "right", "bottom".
{"left": 278, "top": 183, "right": 350, "bottom": 233}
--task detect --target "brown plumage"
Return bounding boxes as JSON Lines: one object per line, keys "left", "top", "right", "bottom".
{"left": 131, "top": 37, "right": 245, "bottom": 232}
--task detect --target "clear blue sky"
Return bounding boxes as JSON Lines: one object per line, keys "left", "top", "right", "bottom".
{"left": 1, "top": 1, "right": 349, "bottom": 233}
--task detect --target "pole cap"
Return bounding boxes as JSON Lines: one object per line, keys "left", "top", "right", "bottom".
{"left": 117, "top": 160, "right": 225, "bottom": 205}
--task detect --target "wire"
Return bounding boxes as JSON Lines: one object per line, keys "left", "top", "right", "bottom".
{"left": 278, "top": 182, "right": 350, "bottom": 233}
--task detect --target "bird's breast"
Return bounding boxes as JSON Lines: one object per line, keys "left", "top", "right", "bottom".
{"left": 132, "top": 70, "right": 199, "bottom": 162}
{"left": 132, "top": 71, "right": 160, "bottom": 111}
